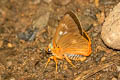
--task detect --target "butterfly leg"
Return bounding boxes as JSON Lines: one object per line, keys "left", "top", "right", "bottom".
{"left": 53, "top": 56, "right": 58, "bottom": 72}
{"left": 64, "top": 55, "right": 76, "bottom": 68}
{"left": 45, "top": 56, "right": 58, "bottom": 72}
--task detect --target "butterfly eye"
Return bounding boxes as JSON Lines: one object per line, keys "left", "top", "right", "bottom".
{"left": 48, "top": 48, "right": 51, "bottom": 52}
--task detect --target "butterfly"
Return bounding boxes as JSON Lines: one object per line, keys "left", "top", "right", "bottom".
{"left": 45, "top": 11, "right": 92, "bottom": 72}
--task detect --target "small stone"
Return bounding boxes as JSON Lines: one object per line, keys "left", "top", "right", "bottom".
{"left": 63, "top": 64, "right": 68, "bottom": 70}
{"left": 53, "top": 0, "right": 71, "bottom": 6}
{"left": 95, "top": 0, "right": 99, "bottom": 7}
{"left": 94, "top": 51, "right": 105, "bottom": 62}
{"left": 0, "top": 40, "right": 3, "bottom": 48}
{"left": 43, "top": 0, "right": 52, "bottom": 3}
{"left": 33, "top": 12, "right": 50, "bottom": 30}
{"left": 18, "top": 28, "right": 38, "bottom": 41}
{"left": 7, "top": 43, "right": 13, "bottom": 48}
{"left": 39, "top": 33, "right": 46, "bottom": 43}
{"left": 101, "top": 3, "right": 120, "bottom": 49}
{"left": 30, "top": 0, "right": 41, "bottom": 4}
{"left": 118, "top": 73, "right": 120, "bottom": 80}
{"left": 0, "top": 75, "right": 1, "bottom": 80}
{"left": 75, "top": 0, "right": 89, "bottom": 7}
{"left": 112, "top": 52, "right": 117, "bottom": 55}
{"left": 10, "top": 77, "right": 15, "bottom": 80}
{"left": 92, "top": 32, "right": 99, "bottom": 37}
{"left": 116, "top": 66, "right": 120, "bottom": 72}
{"left": 112, "top": 77, "right": 117, "bottom": 80}
{"left": 7, "top": 61, "right": 12, "bottom": 67}
{"left": 60, "top": 0, "right": 71, "bottom": 5}
{"left": 96, "top": 11, "right": 105, "bottom": 24}
{"left": 90, "top": 0, "right": 94, "bottom": 3}
{"left": 80, "top": 57, "right": 86, "bottom": 62}
{"left": 101, "top": 57, "right": 106, "bottom": 62}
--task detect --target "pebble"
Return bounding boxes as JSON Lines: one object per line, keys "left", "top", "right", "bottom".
{"left": 112, "top": 52, "right": 117, "bottom": 55}
{"left": 80, "top": 57, "right": 86, "bottom": 62}
{"left": 7, "top": 43, "right": 13, "bottom": 48}
{"left": 96, "top": 11, "right": 105, "bottom": 24}
{"left": 7, "top": 60, "right": 12, "bottom": 67}
{"left": 60, "top": 0, "right": 71, "bottom": 5}
{"left": 33, "top": 12, "right": 50, "bottom": 30}
{"left": 10, "top": 77, "right": 15, "bottom": 80}
{"left": 43, "top": 0, "right": 52, "bottom": 3}
{"left": 30, "top": 0, "right": 41, "bottom": 4}
{"left": 0, "top": 40, "right": 3, "bottom": 48}
{"left": 0, "top": 75, "right": 1, "bottom": 80}
{"left": 101, "top": 3, "right": 120, "bottom": 49}
{"left": 63, "top": 64, "right": 68, "bottom": 70}
{"left": 118, "top": 73, "right": 120, "bottom": 80}
{"left": 95, "top": 0, "right": 99, "bottom": 7}
{"left": 18, "top": 28, "right": 38, "bottom": 41}
{"left": 39, "top": 35, "right": 46, "bottom": 43}
{"left": 53, "top": 0, "right": 71, "bottom": 6}
{"left": 116, "top": 66, "right": 120, "bottom": 72}
{"left": 101, "top": 57, "right": 106, "bottom": 62}
{"left": 95, "top": 51, "right": 105, "bottom": 62}
{"left": 112, "top": 77, "right": 117, "bottom": 80}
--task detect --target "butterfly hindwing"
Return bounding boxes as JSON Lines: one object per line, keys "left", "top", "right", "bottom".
{"left": 58, "top": 31, "right": 91, "bottom": 56}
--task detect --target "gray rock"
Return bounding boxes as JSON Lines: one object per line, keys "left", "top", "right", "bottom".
{"left": 33, "top": 12, "right": 50, "bottom": 30}
{"left": 101, "top": 3, "right": 120, "bottom": 49}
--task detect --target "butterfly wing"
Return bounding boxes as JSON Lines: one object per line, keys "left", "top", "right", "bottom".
{"left": 52, "top": 11, "right": 91, "bottom": 56}
{"left": 58, "top": 32, "right": 91, "bottom": 56}
{"left": 53, "top": 11, "right": 82, "bottom": 44}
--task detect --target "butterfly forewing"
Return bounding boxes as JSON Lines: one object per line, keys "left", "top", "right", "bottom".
{"left": 53, "top": 13, "right": 81, "bottom": 44}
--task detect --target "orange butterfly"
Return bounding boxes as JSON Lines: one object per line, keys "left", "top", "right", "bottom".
{"left": 45, "top": 11, "right": 92, "bottom": 71}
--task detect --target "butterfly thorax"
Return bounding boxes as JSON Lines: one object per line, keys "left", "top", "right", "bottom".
{"left": 48, "top": 43, "right": 64, "bottom": 59}
{"left": 52, "top": 47, "right": 64, "bottom": 59}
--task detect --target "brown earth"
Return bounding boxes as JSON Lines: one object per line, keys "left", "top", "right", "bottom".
{"left": 0, "top": 0, "right": 120, "bottom": 80}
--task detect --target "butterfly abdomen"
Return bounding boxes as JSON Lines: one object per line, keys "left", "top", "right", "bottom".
{"left": 66, "top": 54, "right": 85, "bottom": 60}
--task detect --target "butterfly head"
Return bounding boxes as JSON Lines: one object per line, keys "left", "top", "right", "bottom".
{"left": 46, "top": 41, "right": 62, "bottom": 56}
{"left": 46, "top": 42, "right": 53, "bottom": 53}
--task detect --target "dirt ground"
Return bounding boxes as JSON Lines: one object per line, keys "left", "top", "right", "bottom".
{"left": 0, "top": 0, "right": 120, "bottom": 80}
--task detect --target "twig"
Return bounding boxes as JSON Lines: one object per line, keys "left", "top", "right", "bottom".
{"left": 74, "top": 62, "right": 114, "bottom": 80}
